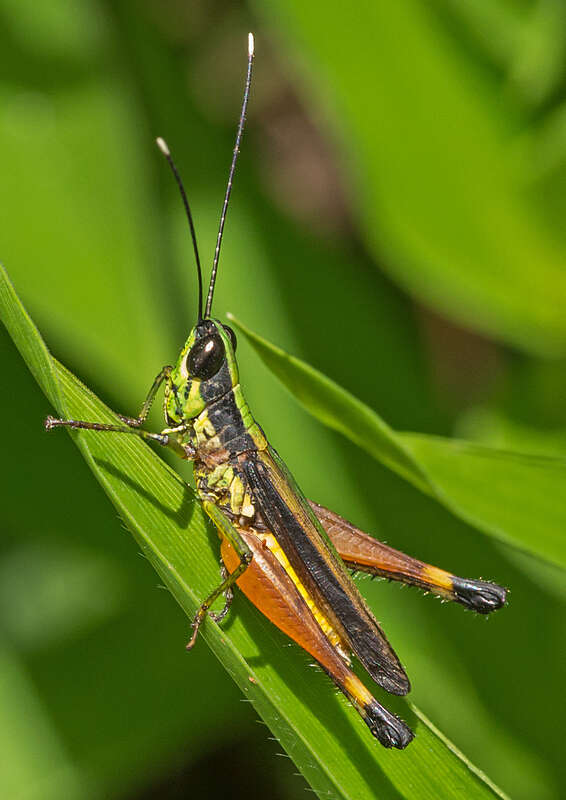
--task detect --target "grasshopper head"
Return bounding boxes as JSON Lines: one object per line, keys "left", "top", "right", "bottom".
{"left": 165, "top": 319, "right": 239, "bottom": 424}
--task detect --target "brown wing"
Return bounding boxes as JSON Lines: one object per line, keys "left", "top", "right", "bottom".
{"left": 220, "top": 525, "right": 413, "bottom": 748}
{"left": 243, "top": 447, "right": 410, "bottom": 696}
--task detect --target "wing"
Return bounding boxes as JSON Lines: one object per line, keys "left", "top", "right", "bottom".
{"left": 243, "top": 446, "right": 410, "bottom": 696}
{"left": 220, "top": 525, "right": 413, "bottom": 748}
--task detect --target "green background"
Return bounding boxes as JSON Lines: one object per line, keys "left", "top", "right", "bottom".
{"left": 1, "top": 1, "right": 565, "bottom": 798}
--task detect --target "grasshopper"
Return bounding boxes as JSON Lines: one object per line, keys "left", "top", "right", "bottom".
{"left": 45, "top": 34, "right": 507, "bottom": 749}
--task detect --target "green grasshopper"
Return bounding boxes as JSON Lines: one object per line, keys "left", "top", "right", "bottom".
{"left": 46, "top": 34, "right": 507, "bottom": 748}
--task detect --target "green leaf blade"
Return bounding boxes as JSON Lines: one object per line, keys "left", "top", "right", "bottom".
{"left": 401, "top": 434, "right": 566, "bottom": 568}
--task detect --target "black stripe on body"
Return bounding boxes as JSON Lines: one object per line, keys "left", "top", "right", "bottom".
{"left": 200, "top": 360, "right": 233, "bottom": 404}
{"left": 203, "top": 390, "right": 257, "bottom": 454}
{"left": 244, "top": 454, "right": 409, "bottom": 696}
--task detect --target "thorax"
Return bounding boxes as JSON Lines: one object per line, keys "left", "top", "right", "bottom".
{"left": 192, "top": 383, "right": 266, "bottom": 523}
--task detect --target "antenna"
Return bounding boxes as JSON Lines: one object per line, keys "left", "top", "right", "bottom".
{"left": 156, "top": 136, "right": 204, "bottom": 322}
{"left": 205, "top": 32, "right": 255, "bottom": 318}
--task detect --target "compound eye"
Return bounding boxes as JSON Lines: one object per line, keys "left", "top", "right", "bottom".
{"left": 187, "top": 333, "right": 225, "bottom": 379}
{"left": 223, "top": 324, "right": 237, "bottom": 352}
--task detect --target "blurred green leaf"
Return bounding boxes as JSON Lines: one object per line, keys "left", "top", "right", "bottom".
{"left": 0, "top": 646, "right": 90, "bottom": 800}
{"left": 256, "top": 0, "right": 566, "bottom": 355}
{"left": 0, "top": 79, "right": 169, "bottom": 395}
{"left": 401, "top": 434, "right": 566, "bottom": 568}
{"left": 1, "top": 264, "right": 509, "bottom": 799}
{"left": 232, "top": 315, "right": 566, "bottom": 570}
{"left": 459, "top": 405, "right": 566, "bottom": 459}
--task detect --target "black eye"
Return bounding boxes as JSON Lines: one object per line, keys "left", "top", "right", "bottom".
{"left": 187, "top": 333, "right": 225, "bottom": 379}
{"left": 223, "top": 324, "right": 237, "bottom": 352}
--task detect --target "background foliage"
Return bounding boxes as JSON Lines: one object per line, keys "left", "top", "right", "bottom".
{"left": 1, "top": 1, "right": 565, "bottom": 798}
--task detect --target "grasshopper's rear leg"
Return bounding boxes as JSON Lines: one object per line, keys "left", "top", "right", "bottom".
{"left": 311, "top": 502, "right": 507, "bottom": 614}
{"left": 186, "top": 501, "right": 252, "bottom": 649}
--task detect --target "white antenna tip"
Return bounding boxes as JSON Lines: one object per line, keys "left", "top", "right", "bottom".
{"left": 248, "top": 32, "right": 254, "bottom": 57}
{"left": 156, "top": 136, "right": 170, "bottom": 157}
